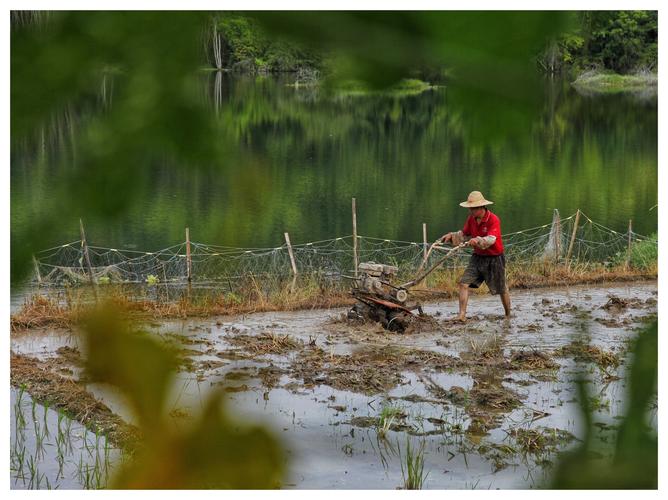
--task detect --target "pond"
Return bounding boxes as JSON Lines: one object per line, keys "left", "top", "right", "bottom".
{"left": 11, "top": 74, "right": 657, "bottom": 255}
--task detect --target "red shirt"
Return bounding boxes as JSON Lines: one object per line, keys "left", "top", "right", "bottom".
{"left": 462, "top": 209, "right": 504, "bottom": 256}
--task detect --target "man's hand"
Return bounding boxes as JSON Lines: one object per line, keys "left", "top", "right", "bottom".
{"left": 467, "top": 237, "right": 480, "bottom": 248}
{"left": 440, "top": 233, "right": 453, "bottom": 244}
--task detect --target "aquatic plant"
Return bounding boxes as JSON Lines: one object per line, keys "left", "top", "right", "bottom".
{"left": 399, "top": 437, "right": 428, "bottom": 490}
{"left": 377, "top": 404, "right": 402, "bottom": 439}
{"left": 14, "top": 389, "right": 27, "bottom": 431}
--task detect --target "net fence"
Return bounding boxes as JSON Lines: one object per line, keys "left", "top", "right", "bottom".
{"left": 32, "top": 210, "right": 657, "bottom": 294}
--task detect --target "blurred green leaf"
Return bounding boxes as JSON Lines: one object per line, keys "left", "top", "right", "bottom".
{"left": 83, "top": 307, "right": 178, "bottom": 429}
{"left": 11, "top": 11, "right": 235, "bottom": 281}
{"left": 83, "top": 305, "right": 285, "bottom": 488}
{"left": 550, "top": 321, "right": 657, "bottom": 488}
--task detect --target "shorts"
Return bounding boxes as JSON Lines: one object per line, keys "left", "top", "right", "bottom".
{"left": 459, "top": 253, "right": 508, "bottom": 295}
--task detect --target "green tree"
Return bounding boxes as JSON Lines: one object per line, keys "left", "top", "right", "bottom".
{"left": 583, "top": 11, "right": 657, "bottom": 72}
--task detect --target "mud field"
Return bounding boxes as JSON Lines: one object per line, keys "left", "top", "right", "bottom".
{"left": 10, "top": 281, "right": 658, "bottom": 489}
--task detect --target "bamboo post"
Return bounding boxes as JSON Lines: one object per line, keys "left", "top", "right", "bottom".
{"left": 352, "top": 197, "right": 358, "bottom": 278}
{"left": 626, "top": 219, "right": 633, "bottom": 269}
{"left": 554, "top": 209, "right": 561, "bottom": 264}
{"left": 185, "top": 227, "right": 192, "bottom": 282}
{"left": 284, "top": 232, "right": 298, "bottom": 291}
{"left": 565, "top": 209, "right": 581, "bottom": 267}
{"left": 79, "top": 219, "right": 98, "bottom": 301}
{"left": 32, "top": 255, "right": 42, "bottom": 284}
{"left": 422, "top": 223, "right": 428, "bottom": 261}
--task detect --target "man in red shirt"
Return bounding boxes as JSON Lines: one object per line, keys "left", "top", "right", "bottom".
{"left": 440, "top": 191, "right": 511, "bottom": 322}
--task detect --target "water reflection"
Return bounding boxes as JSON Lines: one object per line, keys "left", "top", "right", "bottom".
{"left": 11, "top": 73, "right": 657, "bottom": 254}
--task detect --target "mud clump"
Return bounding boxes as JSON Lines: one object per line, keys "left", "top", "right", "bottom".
{"left": 509, "top": 427, "right": 576, "bottom": 455}
{"left": 257, "top": 365, "right": 287, "bottom": 389}
{"left": 223, "top": 332, "right": 304, "bottom": 357}
{"left": 553, "top": 340, "right": 621, "bottom": 369}
{"left": 469, "top": 382, "right": 521, "bottom": 411}
{"left": 55, "top": 346, "right": 83, "bottom": 365}
{"left": 289, "top": 345, "right": 460, "bottom": 395}
{"left": 601, "top": 295, "right": 644, "bottom": 312}
{"left": 510, "top": 349, "right": 559, "bottom": 371}
{"left": 595, "top": 317, "right": 632, "bottom": 328}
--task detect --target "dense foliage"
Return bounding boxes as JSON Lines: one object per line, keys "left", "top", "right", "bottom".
{"left": 538, "top": 11, "right": 657, "bottom": 75}
{"left": 207, "top": 11, "right": 658, "bottom": 78}
{"left": 209, "top": 13, "right": 323, "bottom": 73}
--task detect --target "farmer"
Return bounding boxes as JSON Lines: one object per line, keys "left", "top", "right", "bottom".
{"left": 440, "top": 191, "right": 511, "bottom": 322}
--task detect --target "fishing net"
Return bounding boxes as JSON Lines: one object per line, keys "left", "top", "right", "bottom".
{"left": 32, "top": 211, "right": 656, "bottom": 295}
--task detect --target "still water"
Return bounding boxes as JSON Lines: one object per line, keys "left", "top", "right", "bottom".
{"left": 11, "top": 74, "right": 657, "bottom": 254}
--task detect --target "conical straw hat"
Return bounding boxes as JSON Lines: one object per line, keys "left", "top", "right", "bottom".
{"left": 459, "top": 191, "right": 494, "bottom": 208}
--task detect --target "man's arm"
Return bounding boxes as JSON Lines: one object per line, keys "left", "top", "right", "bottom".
{"left": 469, "top": 235, "right": 496, "bottom": 248}
{"left": 450, "top": 230, "right": 471, "bottom": 246}
{"left": 469, "top": 216, "right": 501, "bottom": 249}
{"left": 441, "top": 217, "right": 472, "bottom": 245}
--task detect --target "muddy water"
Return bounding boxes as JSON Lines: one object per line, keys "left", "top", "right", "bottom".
{"left": 10, "top": 281, "right": 658, "bottom": 489}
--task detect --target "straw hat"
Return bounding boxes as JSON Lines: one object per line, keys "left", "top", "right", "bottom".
{"left": 459, "top": 191, "right": 494, "bottom": 208}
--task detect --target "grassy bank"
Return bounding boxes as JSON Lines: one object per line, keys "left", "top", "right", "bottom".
{"left": 572, "top": 70, "right": 657, "bottom": 93}
{"left": 11, "top": 260, "right": 657, "bottom": 332}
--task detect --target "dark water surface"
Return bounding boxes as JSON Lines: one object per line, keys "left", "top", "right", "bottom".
{"left": 11, "top": 74, "right": 657, "bottom": 253}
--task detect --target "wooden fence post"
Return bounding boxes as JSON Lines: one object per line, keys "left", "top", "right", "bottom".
{"left": 554, "top": 209, "right": 561, "bottom": 264}
{"left": 565, "top": 209, "right": 581, "bottom": 267}
{"left": 284, "top": 232, "right": 298, "bottom": 291}
{"left": 32, "top": 255, "right": 42, "bottom": 284}
{"left": 422, "top": 223, "right": 428, "bottom": 261}
{"left": 79, "top": 219, "right": 98, "bottom": 301}
{"left": 185, "top": 227, "right": 192, "bottom": 282}
{"left": 626, "top": 219, "right": 633, "bottom": 269}
{"left": 352, "top": 197, "right": 358, "bottom": 278}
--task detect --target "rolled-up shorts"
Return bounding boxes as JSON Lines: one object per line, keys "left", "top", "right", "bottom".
{"left": 459, "top": 253, "right": 508, "bottom": 295}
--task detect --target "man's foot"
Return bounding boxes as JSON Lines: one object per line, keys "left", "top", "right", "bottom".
{"left": 446, "top": 315, "right": 467, "bottom": 324}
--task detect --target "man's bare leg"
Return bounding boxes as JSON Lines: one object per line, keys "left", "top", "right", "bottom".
{"left": 457, "top": 283, "right": 470, "bottom": 321}
{"left": 500, "top": 290, "right": 511, "bottom": 317}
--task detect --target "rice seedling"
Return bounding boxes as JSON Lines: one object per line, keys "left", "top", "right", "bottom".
{"left": 377, "top": 404, "right": 402, "bottom": 439}
{"left": 31, "top": 399, "right": 37, "bottom": 425}
{"left": 10, "top": 444, "right": 27, "bottom": 481}
{"left": 42, "top": 400, "right": 50, "bottom": 437}
{"left": 56, "top": 451, "right": 65, "bottom": 480}
{"left": 14, "top": 399, "right": 27, "bottom": 431}
{"left": 83, "top": 465, "right": 92, "bottom": 489}
{"left": 35, "top": 469, "right": 44, "bottom": 489}
{"left": 34, "top": 420, "right": 46, "bottom": 460}
{"left": 17, "top": 383, "right": 26, "bottom": 404}
{"left": 57, "top": 408, "right": 64, "bottom": 433}
{"left": 104, "top": 435, "right": 111, "bottom": 464}
{"left": 399, "top": 437, "right": 429, "bottom": 490}
{"left": 26, "top": 453, "right": 37, "bottom": 488}
{"left": 83, "top": 427, "right": 93, "bottom": 457}
{"left": 76, "top": 454, "right": 84, "bottom": 483}
{"left": 466, "top": 478, "right": 481, "bottom": 489}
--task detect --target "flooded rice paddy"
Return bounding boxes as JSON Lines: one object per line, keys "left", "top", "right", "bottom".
{"left": 10, "top": 281, "right": 658, "bottom": 489}
{"left": 10, "top": 386, "right": 122, "bottom": 489}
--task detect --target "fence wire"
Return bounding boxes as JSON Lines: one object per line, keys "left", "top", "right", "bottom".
{"left": 33, "top": 210, "right": 656, "bottom": 294}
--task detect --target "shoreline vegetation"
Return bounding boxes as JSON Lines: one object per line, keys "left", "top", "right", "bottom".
{"left": 203, "top": 11, "right": 657, "bottom": 95}
{"left": 572, "top": 69, "right": 657, "bottom": 94}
